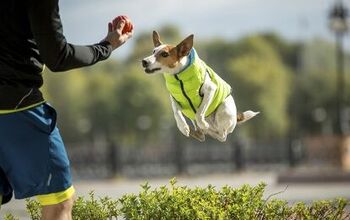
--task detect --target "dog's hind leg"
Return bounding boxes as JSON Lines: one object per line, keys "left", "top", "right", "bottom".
{"left": 211, "top": 96, "right": 237, "bottom": 141}
{"left": 205, "top": 128, "right": 226, "bottom": 142}
{"left": 213, "top": 129, "right": 228, "bottom": 142}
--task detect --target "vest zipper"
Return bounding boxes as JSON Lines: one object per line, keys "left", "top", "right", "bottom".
{"left": 174, "top": 75, "right": 197, "bottom": 114}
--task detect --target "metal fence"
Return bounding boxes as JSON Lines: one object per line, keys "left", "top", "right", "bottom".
{"left": 67, "top": 136, "right": 294, "bottom": 180}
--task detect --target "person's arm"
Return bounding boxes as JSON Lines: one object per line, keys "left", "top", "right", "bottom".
{"left": 27, "top": 0, "right": 131, "bottom": 72}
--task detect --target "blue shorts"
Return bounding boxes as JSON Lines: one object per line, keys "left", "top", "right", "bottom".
{"left": 0, "top": 103, "right": 73, "bottom": 205}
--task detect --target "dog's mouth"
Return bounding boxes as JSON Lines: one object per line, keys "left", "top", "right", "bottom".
{"left": 144, "top": 67, "right": 161, "bottom": 74}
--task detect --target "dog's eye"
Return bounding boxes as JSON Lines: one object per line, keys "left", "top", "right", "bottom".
{"left": 160, "top": 52, "right": 169, "bottom": 58}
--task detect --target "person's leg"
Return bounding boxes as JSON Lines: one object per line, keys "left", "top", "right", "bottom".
{"left": 0, "top": 156, "right": 14, "bottom": 208}
{"left": 37, "top": 185, "right": 75, "bottom": 220}
{"left": 0, "top": 181, "right": 13, "bottom": 210}
{"left": 0, "top": 103, "right": 74, "bottom": 218}
{"left": 0, "top": 170, "right": 11, "bottom": 211}
{"left": 41, "top": 196, "right": 74, "bottom": 220}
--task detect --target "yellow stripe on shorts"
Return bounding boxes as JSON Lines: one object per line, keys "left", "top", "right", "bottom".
{"left": 37, "top": 186, "right": 75, "bottom": 206}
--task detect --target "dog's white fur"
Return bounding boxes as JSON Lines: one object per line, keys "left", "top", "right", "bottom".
{"left": 142, "top": 31, "right": 259, "bottom": 142}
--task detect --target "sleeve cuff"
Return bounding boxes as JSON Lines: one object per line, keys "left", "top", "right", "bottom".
{"left": 99, "top": 40, "right": 113, "bottom": 51}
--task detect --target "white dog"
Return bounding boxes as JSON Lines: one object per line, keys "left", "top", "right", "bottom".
{"left": 142, "top": 31, "right": 259, "bottom": 142}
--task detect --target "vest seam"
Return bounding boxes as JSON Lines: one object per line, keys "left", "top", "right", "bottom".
{"left": 174, "top": 74, "right": 197, "bottom": 114}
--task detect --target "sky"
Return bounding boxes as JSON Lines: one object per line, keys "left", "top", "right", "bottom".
{"left": 59, "top": 0, "right": 350, "bottom": 59}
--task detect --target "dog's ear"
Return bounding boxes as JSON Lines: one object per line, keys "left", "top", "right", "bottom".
{"left": 153, "top": 31, "right": 162, "bottom": 47}
{"left": 176, "top": 34, "right": 194, "bottom": 58}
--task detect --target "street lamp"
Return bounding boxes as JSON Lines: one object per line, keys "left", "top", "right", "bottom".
{"left": 328, "top": 0, "right": 348, "bottom": 135}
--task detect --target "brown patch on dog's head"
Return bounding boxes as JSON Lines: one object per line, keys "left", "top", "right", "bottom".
{"left": 143, "top": 31, "right": 195, "bottom": 73}
{"left": 152, "top": 33, "right": 194, "bottom": 69}
{"left": 154, "top": 45, "right": 180, "bottom": 68}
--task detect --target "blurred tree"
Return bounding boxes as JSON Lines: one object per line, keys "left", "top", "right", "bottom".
{"left": 260, "top": 33, "right": 301, "bottom": 70}
{"left": 42, "top": 60, "right": 132, "bottom": 142}
{"left": 42, "top": 69, "right": 90, "bottom": 141}
{"left": 111, "top": 66, "right": 172, "bottom": 145}
{"left": 227, "top": 36, "right": 291, "bottom": 139}
{"left": 197, "top": 39, "right": 239, "bottom": 78}
{"left": 291, "top": 39, "right": 350, "bottom": 135}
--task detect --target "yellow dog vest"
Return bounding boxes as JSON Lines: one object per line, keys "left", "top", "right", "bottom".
{"left": 164, "top": 49, "right": 231, "bottom": 120}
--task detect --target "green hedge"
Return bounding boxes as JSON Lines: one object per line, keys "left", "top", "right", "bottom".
{"left": 3, "top": 179, "right": 350, "bottom": 220}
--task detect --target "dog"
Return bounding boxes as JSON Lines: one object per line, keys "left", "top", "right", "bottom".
{"left": 142, "top": 31, "right": 259, "bottom": 142}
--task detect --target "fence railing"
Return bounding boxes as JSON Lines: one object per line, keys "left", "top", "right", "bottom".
{"left": 67, "top": 137, "right": 295, "bottom": 179}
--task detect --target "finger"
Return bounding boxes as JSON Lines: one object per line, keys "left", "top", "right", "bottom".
{"left": 126, "top": 31, "right": 133, "bottom": 39}
{"left": 116, "top": 20, "right": 125, "bottom": 33}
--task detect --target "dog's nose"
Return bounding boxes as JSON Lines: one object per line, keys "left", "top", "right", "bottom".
{"left": 142, "top": 59, "right": 149, "bottom": 68}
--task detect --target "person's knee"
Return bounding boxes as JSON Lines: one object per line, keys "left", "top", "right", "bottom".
{"left": 42, "top": 196, "right": 74, "bottom": 215}
{"left": 56, "top": 197, "right": 74, "bottom": 212}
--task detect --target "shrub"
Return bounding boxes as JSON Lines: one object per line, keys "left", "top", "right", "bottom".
{"left": 3, "top": 179, "right": 350, "bottom": 220}
{"left": 3, "top": 213, "right": 19, "bottom": 220}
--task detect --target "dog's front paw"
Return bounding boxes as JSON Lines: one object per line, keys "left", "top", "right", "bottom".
{"left": 177, "top": 123, "right": 190, "bottom": 137}
{"left": 190, "top": 128, "right": 205, "bottom": 142}
{"left": 196, "top": 118, "right": 209, "bottom": 130}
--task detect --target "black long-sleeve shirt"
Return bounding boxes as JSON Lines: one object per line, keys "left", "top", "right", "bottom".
{"left": 0, "top": 0, "right": 113, "bottom": 110}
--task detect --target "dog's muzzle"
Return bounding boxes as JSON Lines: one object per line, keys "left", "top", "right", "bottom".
{"left": 142, "top": 59, "right": 161, "bottom": 73}
{"left": 142, "top": 59, "right": 149, "bottom": 68}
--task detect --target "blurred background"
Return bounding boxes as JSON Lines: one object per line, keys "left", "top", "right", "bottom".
{"left": 45, "top": 0, "right": 350, "bottom": 179}
{"left": 3, "top": 0, "right": 350, "bottom": 218}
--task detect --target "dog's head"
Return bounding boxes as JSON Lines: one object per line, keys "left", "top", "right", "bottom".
{"left": 142, "top": 31, "right": 194, "bottom": 75}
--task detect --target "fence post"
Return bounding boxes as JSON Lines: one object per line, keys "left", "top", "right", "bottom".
{"left": 288, "top": 137, "right": 296, "bottom": 167}
{"left": 108, "top": 141, "right": 122, "bottom": 177}
{"left": 288, "top": 137, "right": 303, "bottom": 167}
{"left": 232, "top": 138, "right": 245, "bottom": 171}
{"left": 174, "top": 133, "right": 186, "bottom": 174}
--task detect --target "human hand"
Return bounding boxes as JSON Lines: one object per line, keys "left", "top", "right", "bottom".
{"left": 112, "top": 15, "right": 134, "bottom": 34}
{"left": 103, "top": 17, "right": 133, "bottom": 50}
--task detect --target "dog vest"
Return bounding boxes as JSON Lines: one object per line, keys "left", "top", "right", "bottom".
{"left": 164, "top": 49, "right": 231, "bottom": 120}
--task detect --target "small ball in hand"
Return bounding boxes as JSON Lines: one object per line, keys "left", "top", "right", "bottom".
{"left": 112, "top": 15, "right": 133, "bottom": 34}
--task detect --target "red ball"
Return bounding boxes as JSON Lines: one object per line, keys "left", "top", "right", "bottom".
{"left": 112, "top": 15, "right": 133, "bottom": 34}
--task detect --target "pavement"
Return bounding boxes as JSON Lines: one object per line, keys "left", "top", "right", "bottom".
{"left": 1, "top": 171, "right": 350, "bottom": 219}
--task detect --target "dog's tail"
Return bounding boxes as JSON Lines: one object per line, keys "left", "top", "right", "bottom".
{"left": 237, "top": 110, "right": 260, "bottom": 125}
